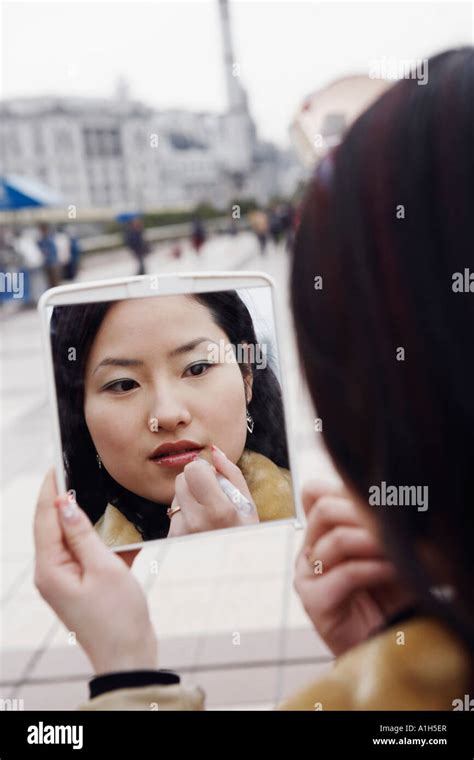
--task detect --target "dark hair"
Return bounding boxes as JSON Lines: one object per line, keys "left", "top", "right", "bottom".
{"left": 291, "top": 48, "right": 474, "bottom": 649}
{"left": 51, "top": 290, "right": 289, "bottom": 540}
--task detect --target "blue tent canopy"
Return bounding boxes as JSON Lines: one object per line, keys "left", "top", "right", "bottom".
{"left": 0, "top": 174, "right": 63, "bottom": 211}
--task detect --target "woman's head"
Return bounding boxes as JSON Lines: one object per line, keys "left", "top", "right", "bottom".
{"left": 291, "top": 48, "right": 474, "bottom": 642}
{"left": 52, "top": 290, "right": 289, "bottom": 538}
{"left": 84, "top": 294, "right": 251, "bottom": 505}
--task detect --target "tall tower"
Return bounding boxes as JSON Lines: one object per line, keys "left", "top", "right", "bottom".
{"left": 218, "top": 0, "right": 254, "bottom": 181}
{"left": 115, "top": 75, "right": 131, "bottom": 102}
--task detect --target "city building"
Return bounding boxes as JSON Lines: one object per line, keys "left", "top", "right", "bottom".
{"left": 0, "top": 1, "right": 302, "bottom": 214}
{"left": 290, "top": 74, "right": 391, "bottom": 167}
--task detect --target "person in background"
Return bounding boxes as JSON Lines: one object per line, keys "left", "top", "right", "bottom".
{"left": 63, "top": 226, "right": 82, "bottom": 281}
{"left": 170, "top": 242, "right": 182, "bottom": 260}
{"left": 37, "top": 223, "right": 61, "bottom": 289}
{"left": 228, "top": 218, "right": 239, "bottom": 237}
{"left": 248, "top": 208, "right": 269, "bottom": 254}
{"left": 190, "top": 217, "right": 206, "bottom": 253}
{"left": 34, "top": 47, "right": 474, "bottom": 710}
{"left": 282, "top": 203, "right": 296, "bottom": 252}
{"left": 269, "top": 206, "right": 283, "bottom": 244}
{"left": 124, "top": 217, "right": 149, "bottom": 275}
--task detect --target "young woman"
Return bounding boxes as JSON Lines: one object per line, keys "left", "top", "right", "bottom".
{"left": 51, "top": 290, "right": 294, "bottom": 545}
{"left": 34, "top": 46, "right": 474, "bottom": 709}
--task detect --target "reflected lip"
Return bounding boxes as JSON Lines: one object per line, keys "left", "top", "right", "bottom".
{"left": 149, "top": 440, "right": 203, "bottom": 460}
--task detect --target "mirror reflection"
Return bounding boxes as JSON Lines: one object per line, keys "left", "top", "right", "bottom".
{"left": 49, "top": 287, "right": 295, "bottom": 547}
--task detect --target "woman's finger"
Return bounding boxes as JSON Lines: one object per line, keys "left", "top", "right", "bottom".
{"left": 301, "top": 479, "right": 343, "bottom": 517}
{"left": 174, "top": 469, "right": 209, "bottom": 533}
{"left": 201, "top": 451, "right": 257, "bottom": 523}
{"left": 183, "top": 458, "right": 228, "bottom": 509}
{"left": 166, "top": 499, "right": 187, "bottom": 537}
{"left": 302, "top": 496, "right": 361, "bottom": 552}
{"left": 301, "top": 558, "right": 398, "bottom": 611}
{"left": 34, "top": 469, "right": 63, "bottom": 564}
{"left": 210, "top": 446, "right": 253, "bottom": 501}
{"left": 310, "top": 526, "right": 384, "bottom": 573}
{"left": 55, "top": 493, "right": 116, "bottom": 572}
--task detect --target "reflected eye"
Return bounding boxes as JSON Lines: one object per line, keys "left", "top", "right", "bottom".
{"left": 102, "top": 379, "right": 139, "bottom": 393}
{"left": 184, "top": 362, "right": 213, "bottom": 377}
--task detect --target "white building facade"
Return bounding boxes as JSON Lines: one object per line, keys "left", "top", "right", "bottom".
{"left": 0, "top": 94, "right": 299, "bottom": 211}
{"left": 0, "top": 96, "right": 238, "bottom": 210}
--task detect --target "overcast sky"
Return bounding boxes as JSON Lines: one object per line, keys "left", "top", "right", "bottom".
{"left": 1, "top": 0, "right": 472, "bottom": 146}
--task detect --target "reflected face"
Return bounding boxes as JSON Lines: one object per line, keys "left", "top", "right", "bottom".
{"left": 84, "top": 295, "right": 252, "bottom": 505}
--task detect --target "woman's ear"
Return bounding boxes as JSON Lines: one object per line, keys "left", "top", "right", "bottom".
{"left": 240, "top": 343, "right": 253, "bottom": 404}
{"left": 244, "top": 372, "right": 253, "bottom": 405}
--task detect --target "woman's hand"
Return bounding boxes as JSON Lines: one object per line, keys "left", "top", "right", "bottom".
{"left": 167, "top": 445, "right": 259, "bottom": 537}
{"left": 34, "top": 469, "right": 157, "bottom": 675}
{"left": 294, "top": 480, "right": 415, "bottom": 656}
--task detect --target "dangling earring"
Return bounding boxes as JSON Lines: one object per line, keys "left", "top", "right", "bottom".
{"left": 246, "top": 410, "right": 254, "bottom": 434}
{"left": 96, "top": 452, "right": 102, "bottom": 469}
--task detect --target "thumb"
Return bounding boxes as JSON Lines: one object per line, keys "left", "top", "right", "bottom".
{"left": 55, "top": 493, "right": 111, "bottom": 571}
{"left": 210, "top": 445, "right": 253, "bottom": 501}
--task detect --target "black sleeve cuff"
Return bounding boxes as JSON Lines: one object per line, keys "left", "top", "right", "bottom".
{"left": 89, "top": 670, "right": 180, "bottom": 699}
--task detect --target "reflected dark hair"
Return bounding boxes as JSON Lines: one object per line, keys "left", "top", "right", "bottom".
{"left": 51, "top": 290, "right": 289, "bottom": 540}
{"left": 291, "top": 49, "right": 474, "bottom": 649}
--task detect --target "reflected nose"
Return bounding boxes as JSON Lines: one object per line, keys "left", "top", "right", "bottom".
{"left": 147, "top": 386, "right": 192, "bottom": 432}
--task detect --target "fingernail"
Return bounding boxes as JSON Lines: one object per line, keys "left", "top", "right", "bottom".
{"left": 211, "top": 445, "right": 225, "bottom": 457}
{"left": 59, "top": 497, "right": 80, "bottom": 522}
{"left": 55, "top": 489, "right": 76, "bottom": 504}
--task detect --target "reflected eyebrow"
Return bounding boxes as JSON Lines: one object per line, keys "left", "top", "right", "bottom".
{"left": 168, "top": 337, "right": 217, "bottom": 357}
{"left": 93, "top": 338, "right": 217, "bottom": 375}
{"left": 93, "top": 358, "right": 144, "bottom": 375}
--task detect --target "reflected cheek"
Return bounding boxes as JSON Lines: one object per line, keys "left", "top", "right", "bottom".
{"left": 84, "top": 399, "right": 138, "bottom": 462}
{"left": 204, "top": 370, "right": 248, "bottom": 462}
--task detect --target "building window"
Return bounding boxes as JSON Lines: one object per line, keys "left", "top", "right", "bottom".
{"left": 32, "top": 125, "right": 45, "bottom": 155}
{"left": 321, "top": 113, "right": 346, "bottom": 143}
{"left": 83, "top": 128, "right": 121, "bottom": 157}
{"left": 6, "top": 131, "right": 21, "bottom": 157}
{"left": 168, "top": 132, "right": 205, "bottom": 150}
{"left": 38, "top": 167, "right": 49, "bottom": 183}
{"left": 84, "top": 129, "right": 97, "bottom": 156}
{"left": 55, "top": 129, "right": 74, "bottom": 153}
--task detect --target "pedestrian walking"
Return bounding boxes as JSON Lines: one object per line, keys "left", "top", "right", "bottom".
{"left": 124, "top": 217, "right": 149, "bottom": 275}
{"left": 37, "top": 224, "right": 61, "bottom": 289}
